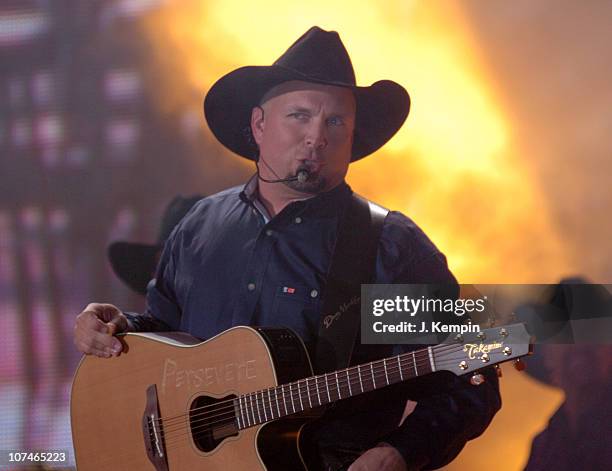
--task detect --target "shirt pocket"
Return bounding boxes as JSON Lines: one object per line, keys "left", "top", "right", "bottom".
{"left": 271, "top": 283, "right": 320, "bottom": 342}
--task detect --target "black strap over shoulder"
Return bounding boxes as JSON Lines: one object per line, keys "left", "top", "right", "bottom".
{"left": 314, "top": 194, "right": 389, "bottom": 374}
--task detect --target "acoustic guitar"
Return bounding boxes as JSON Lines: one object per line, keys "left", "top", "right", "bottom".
{"left": 71, "top": 323, "right": 531, "bottom": 470}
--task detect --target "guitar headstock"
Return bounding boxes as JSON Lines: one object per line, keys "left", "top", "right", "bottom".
{"left": 432, "top": 323, "right": 532, "bottom": 375}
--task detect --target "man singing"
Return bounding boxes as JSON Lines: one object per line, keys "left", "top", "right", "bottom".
{"left": 74, "top": 26, "right": 500, "bottom": 470}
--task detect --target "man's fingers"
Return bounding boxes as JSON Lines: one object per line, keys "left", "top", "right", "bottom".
{"left": 106, "top": 315, "right": 128, "bottom": 335}
{"left": 74, "top": 334, "right": 114, "bottom": 357}
{"left": 75, "top": 330, "right": 122, "bottom": 357}
{"left": 84, "top": 303, "right": 122, "bottom": 323}
{"left": 79, "top": 310, "right": 112, "bottom": 334}
{"left": 74, "top": 307, "right": 125, "bottom": 356}
{"left": 106, "top": 321, "right": 118, "bottom": 336}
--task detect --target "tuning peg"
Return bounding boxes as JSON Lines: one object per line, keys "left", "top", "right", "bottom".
{"left": 470, "top": 373, "right": 485, "bottom": 386}
{"left": 494, "top": 364, "right": 503, "bottom": 378}
{"left": 513, "top": 358, "right": 526, "bottom": 371}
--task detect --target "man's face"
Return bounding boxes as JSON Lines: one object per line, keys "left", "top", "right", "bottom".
{"left": 251, "top": 81, "right": 356, "bottom": 194}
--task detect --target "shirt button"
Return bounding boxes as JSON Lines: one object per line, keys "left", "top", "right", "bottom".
{"left": 310, "top": 289, "right": 318, "bottom": 298}
{"left": 265, "top": 229, "right": 273, "bottom": 236}
{"left": 247, "top": 283, "right": 256, "bottom": 291}
{"left": 295, "top": 217, "right": 302, "bottom": 224}
{"left": 252, "top": 209, "right": 258, "bottom": 215}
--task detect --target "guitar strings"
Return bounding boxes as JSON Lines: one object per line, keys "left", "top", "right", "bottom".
{"left": 163, "top": 350, "right": 482, "bottom": 449}
{"left": 160, "top": 346, "right": 451, "bottom": 442}
{"left": 160, "top": 343, "right": 450, "bottom": 430}
{"left": 160, "top": 344, "right": 487, "bottom": 447}
{"left": 163, "top": 351, "right": 492, "bottom": 449}
{"left": 175, "top": 349, "right": 474, "bottom": 436}
{"left": 159, "top": 340, "right": 471, "bottom": 430}
{"left": 160, "top": 342, "right": 479, "bottom": 438}
{"left": 156, "top": 344, "right": 470, "bottom": 424}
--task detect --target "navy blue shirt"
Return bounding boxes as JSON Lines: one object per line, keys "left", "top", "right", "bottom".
{"left": 127, "top": 176, "right": 501, "bottom": 469}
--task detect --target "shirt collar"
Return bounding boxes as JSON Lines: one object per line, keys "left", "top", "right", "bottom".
{"left": 239, "top": 173, "right": 352, "bottom": 220}
{"left": 240, "top": 173, "right": 259, "bottom": 203}
{"left": 239, "top": 173, "right": 270, "bottom": 222}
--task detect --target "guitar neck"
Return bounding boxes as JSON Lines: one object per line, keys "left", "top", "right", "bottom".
{"left": 234, "top": 346, "right": 434, "bottom": 429}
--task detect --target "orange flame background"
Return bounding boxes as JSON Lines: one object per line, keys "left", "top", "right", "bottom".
{"left": 135, "top": 1, "right": 611, "bottom": 468}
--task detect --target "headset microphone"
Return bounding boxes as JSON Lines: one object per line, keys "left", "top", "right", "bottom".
{"left": 256, "top": 156, "right": 311, "bottom": 184}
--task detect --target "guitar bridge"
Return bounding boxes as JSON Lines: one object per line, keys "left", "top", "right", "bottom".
{"left": 142, "top": 384, "right": 168, "bottom": 471}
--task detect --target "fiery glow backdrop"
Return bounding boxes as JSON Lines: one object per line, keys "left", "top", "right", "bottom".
{"left": 1, "top": 1, "right": 610, "bottom": 469}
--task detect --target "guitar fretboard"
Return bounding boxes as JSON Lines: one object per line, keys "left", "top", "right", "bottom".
{"left": 233, "top": 347, "right": 435, "bottom": 429}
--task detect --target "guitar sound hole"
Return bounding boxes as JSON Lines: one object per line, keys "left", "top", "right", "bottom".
{"left": 189, "top": 394, "right": 238, "bottom": 452}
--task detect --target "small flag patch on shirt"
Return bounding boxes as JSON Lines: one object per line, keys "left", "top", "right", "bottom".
{"left": 282, "top": 286, "right": 296, "bottom": 294}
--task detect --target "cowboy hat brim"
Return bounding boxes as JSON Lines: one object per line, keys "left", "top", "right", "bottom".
{"left": 108, "top": 241, "right": 161, "bottom": 296}
{"left": 204, "top": 65, "right": 410, "bottom": 162}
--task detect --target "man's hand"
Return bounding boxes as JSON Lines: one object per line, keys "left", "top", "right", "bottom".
{"left": 73, "top": 303, "right": 130, "bottom": 357}
{"left": 347, "top": 443, "right": 408, "bottom": 471}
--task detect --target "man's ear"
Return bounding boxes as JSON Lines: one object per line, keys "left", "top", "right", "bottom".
{"left": 250, "top": 106, "right": 265, "bottom": 145}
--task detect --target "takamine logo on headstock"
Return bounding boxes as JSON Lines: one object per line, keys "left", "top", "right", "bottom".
{"left": 436, "top": 323, "right": 532, "bottom": 376}
{"left": 463, "top": 342, "right": 504, "bottom": 360}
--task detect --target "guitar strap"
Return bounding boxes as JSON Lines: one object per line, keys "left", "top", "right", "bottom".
{"left": 314, "top": 193, "right": 389, "bottom": 374}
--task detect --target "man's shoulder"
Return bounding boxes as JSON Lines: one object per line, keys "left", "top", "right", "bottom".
{"left": 183, "top": 185, "right": 244, "bottom": 216}
{"left": 379, "top": 209, "right": 443, "bottom": 259}
{"left": 376, "top": 209, "right": 456, "bottom": 283}
{"left": 170, "top": 184, "right": 245, "bottom": 236}
{"left": 383, "top": 210, "right": 427, "bottom": 235}
{"left": 349, "top": 193, "right": 433, "bottom": 248}
{"left": 197, "top": 184, "right": 244, "bottom": 206}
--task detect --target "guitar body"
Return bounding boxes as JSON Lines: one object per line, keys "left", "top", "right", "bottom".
{"left": 71, "top": 326, "right": 318, "bottom": 470}
{"left": 72, "top": 321, "right": 531, "bottom": 470}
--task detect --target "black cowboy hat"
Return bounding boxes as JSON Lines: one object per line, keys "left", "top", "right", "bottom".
{"left": 519, "top": 277, "right": 612, "bottom": 385}
{"left": 204, "top": 26, "right": 410, "bottom": 162}
{"left": 107, "top": 195, "right": 203, "bottom": 295}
